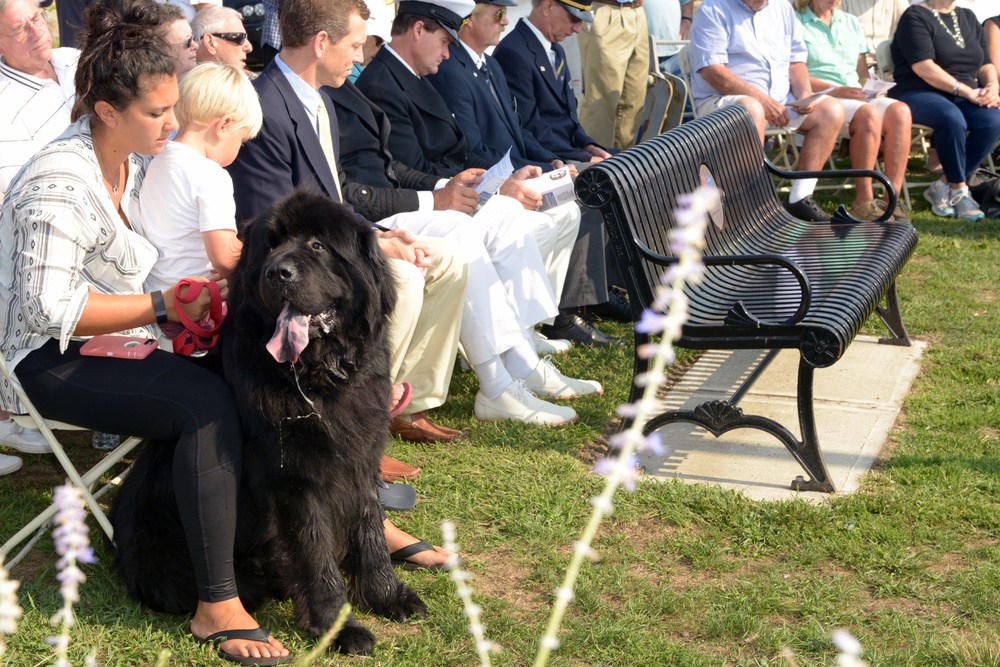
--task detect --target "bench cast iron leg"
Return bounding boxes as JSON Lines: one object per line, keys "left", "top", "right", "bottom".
{"left": 637, "top": 354, "right": 835, "bottom": 493}
{"left": 875, "top": 280, "right": 911, "bottom": 346}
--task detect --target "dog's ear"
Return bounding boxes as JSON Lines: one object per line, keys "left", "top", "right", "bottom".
{"left": 359, "top": 227, "right": 397, "bottom": 326}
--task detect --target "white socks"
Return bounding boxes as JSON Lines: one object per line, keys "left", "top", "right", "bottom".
{"left": 788, "top": 178, "right": 818, "bottom": 204}
{"left": 473, "top": 355, "right": 513, "bottom": 400}
{"left": 502, "top": 339, "right": 541, "bottom": 380}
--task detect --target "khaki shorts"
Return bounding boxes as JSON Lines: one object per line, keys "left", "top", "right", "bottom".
{"left": 695, "top": 93, "right": 813, "bottom": 131}
{"left": 834, "top": 95, "right": 900, "bottom": 139}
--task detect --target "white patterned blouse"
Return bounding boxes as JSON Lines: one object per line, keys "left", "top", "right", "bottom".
{"left": 0, "top": 116, "right": 158, "bottom": 413}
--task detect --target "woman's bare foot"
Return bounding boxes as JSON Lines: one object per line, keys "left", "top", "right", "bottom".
{"left": 190, "top": 597, "right": 290, "bottom": 662}
{"left": 383, "top": 518, "right": 449, "bottom": 568}
{"left": 389, "top": 382, "right": 412, "bottom": 419}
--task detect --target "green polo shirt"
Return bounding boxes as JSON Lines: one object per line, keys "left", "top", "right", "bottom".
{"left": 795, "top": 6, "right": 868, "bottom": 88}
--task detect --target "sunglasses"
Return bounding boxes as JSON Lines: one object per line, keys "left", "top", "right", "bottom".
{"left": 173, "top": 34, "right": 195, "bottom": 48}
{"left": 211, "top": 31, "right": 247, "bottom": 45}
{"left": 492, "top": 7, "right": 506, "bottom": 22}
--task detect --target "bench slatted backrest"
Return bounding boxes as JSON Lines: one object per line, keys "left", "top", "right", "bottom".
{"left": 577, "top": 105, "right": 918, "bottom": 365}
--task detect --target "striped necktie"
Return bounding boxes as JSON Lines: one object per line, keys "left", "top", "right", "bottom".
{"left": 552, "top": 44, "right": 567, "bottom": 88}
{"left": 315, "top": 100, "right": 344, "bottom": 202}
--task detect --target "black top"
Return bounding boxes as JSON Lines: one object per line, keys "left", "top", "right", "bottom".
{"left": 889, "top": 5, "right": 988, "bottom": 96}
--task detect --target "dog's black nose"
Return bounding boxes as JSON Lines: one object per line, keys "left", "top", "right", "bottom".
{"left": 266, "top": 260, "right": 298, "bottom": 284}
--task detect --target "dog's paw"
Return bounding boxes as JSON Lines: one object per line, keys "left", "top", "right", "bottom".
{"left": 381, "top": 584, "right": 427, "bottom": 622}
{"left": 334, "top": 624, "right": 377, "bottom": 655}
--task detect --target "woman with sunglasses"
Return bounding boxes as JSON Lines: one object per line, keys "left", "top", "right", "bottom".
{"left": 0, "top": 0, "right": 290, "bottom": 662}
{"left": 157, "top": 2, "right": 198, "bottom": 79}
{"left": 190, "top": 5, "right": 253, "bottom": 69}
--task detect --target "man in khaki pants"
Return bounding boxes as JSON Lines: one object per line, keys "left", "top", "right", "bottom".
{"left": 578, "top": 0, "right": 649, "bottom": 149}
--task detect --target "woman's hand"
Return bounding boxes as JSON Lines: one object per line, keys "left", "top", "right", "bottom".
{"left": 977, "top": 83, "right": 1000, "bottom": 108}
{"left": 165, "top": 276, "right": 228, "bottom": 324}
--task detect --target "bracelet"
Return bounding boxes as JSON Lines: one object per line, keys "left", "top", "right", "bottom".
{"left": 150, "top": 290, "right": 168, "bottom": 325}
{"left": 951, "top": 80, "right": 961, "bottom": 95}
{"left": 680, "top": 15, "right": 692, "bottom": 21}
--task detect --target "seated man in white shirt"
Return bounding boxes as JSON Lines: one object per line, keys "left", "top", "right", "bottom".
{"left": 0, "top": 0, "right": 75, "bottom": 468}
{"left": 689, "top": 0, "right": 844, "bottom": 222}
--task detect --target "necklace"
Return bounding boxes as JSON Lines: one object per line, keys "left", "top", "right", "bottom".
{"left": 930, "top": 7, "right": 965, "bottom": 48}
{"left": 92, "top": 133, "right": 123, "bottom": 197}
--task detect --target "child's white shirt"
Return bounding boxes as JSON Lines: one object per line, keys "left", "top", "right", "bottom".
{"left": 137, "top": 141, "right": 237, "bottom": 293}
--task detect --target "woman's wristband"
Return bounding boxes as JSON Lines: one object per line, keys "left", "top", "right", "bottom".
{"left": 150, "top": 290, "right": 168, "bottom": 325}
{"left": 951, "top": 80, "right": 961, "bottom": 95}
{"left": 680, "top": 16, "right": 692, "bottom": 21}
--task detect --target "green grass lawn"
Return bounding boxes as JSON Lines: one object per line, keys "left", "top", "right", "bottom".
{"left": 3, "top": 172, "right": 1000, "bottom": 666}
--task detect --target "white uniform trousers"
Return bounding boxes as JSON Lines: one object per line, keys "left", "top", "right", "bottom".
{"left": 380, "top": 204, "right": 558, "bottom": 367}
{"left": 482, "top": 195, "right": 580, "bottom": 316}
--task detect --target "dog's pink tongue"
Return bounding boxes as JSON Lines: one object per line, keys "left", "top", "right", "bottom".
{"left": 266, "top": 302, "right": 312, "bottom": 363}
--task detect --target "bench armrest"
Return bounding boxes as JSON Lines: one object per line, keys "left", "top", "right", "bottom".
{"left": 764, "top": 158, "right": 897, "bottom": 223}
{"left": 631, "top": 239, "right": 813, "bottom": 324}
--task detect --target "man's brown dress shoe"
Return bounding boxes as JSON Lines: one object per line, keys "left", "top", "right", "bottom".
{"left": 390, "top": 411, "right": 463, "bottom": 443}
{"left": 380, "top": 455, "right": 421, "bottom": 483}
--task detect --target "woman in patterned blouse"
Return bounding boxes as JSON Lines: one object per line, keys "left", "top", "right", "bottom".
{"left": 0, "top": 0, "right": 291, "bottom": 663}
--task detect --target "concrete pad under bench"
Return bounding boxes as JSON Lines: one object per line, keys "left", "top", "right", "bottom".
{"left": 639, "top": 336, "right": 927, "bottom": 503}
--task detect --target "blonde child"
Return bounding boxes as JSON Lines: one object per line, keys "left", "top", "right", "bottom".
{"left": 138, "top": 62, "right": 262, "bottom": 297}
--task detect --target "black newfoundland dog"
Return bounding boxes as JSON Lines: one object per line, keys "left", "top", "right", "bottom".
{"left": 109, "top": 191, "right": 425, "bottom": 655}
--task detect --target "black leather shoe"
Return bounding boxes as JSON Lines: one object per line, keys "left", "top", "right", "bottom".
{"left": 579, "top": 287, "right": 631, "bottom": 322}
{"left": 540, "top": 314, "right": 623, "bottom": 347}
{"left": 784, "top": 195, "right": 831, "bottom": 222}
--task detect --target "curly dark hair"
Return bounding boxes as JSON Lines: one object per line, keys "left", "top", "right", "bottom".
{"left": 72, "top": 0, "right": 176, "bottom": 120}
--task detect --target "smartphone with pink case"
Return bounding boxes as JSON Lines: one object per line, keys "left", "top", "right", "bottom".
{"left": 80, "top": 335, "right": 158, "bottom": 359}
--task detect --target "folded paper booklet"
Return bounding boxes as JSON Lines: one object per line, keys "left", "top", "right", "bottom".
{"left": 862, "top": 78, "right": 895, "bottom": 97}
{"left": 522, "top": 168, "right": 575, "bottom": 211}
{"left": 787, "top": 87, "right": 834, "bottom": 109}
{"left": 475, "top": 147, "right": 515, "bottom": 207}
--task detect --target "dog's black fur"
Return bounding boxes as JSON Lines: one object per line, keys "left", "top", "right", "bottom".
{"left": 108, "top": 191, "right": 426, "bottom": 655}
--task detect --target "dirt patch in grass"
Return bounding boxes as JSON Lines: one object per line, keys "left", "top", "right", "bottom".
{"left": 467, "top": 546, "right": 545, "bottom": 617}
{"left": 579, "top": 352, "right": 704, "bottom": 466}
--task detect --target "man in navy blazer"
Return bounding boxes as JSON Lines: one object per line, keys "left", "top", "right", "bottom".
{"left": 227, "top": 0, "right": 470, "bottom": 452}
{"left": 492, "top": 0, "right": 612, "bottom": 164}
{"left": 426, "top": 0, "right": 563, "bottom": 172}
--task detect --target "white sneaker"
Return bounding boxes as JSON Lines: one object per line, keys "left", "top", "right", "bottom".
{"left": 950, "top": 186, "right": 985, "bottom": 221}
{"left": 0, "top": 418, "right": 51, "bottom": 454}
{"left": 474, "top": 380, "right": 578, "bottom": 425}
{"left": 532, "top": 330, "right": 572, "bottom": 355}
{"left": 523, "top": 356, "right": 603, "bottom": 399}
{"left": 0, "top": 452, "right": 22, "bottom": 476}
{"left": 923, "top": 179, "right": 955, "bottom": 217}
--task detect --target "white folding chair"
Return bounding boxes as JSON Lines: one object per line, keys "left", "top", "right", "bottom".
{"left": 638, "top": 72, "right": 672, "bottom": 143}
{"left": 0, "top": 353, "right": 143, "bottom": 568}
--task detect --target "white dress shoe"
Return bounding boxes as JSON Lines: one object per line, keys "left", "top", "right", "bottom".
{"left": 474, "top": 380, "right": 578, "bottom": 426}
{"left": 0, "top": 452, "right": 23, "bottom": 476}
{"left": 532, "top": 330, "right": 572, "bottom": 355}
{"left": 0, "top": 419, "right": 51, "bottom": 454}
{"left": 523, "top": 357, "right": 603, "bottom": 399}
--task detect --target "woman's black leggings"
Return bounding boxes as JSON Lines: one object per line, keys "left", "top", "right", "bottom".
{"left": 16, "top": 339, "right": 241, "bottom": 603}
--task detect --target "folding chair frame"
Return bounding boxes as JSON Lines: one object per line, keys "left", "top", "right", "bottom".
{"left": 0, "top": 353, "right": 143, "bottom": 568}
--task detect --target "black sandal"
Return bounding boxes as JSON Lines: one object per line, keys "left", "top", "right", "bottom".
{"left": 194, "top": 626, "right": 293, "bottom": 666}
{"left": 389, "top": 540, "right": 447, "bottom": 572}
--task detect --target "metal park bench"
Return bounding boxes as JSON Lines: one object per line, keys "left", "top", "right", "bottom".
{"left": 575, "top": 105, "right": 918, "bottom": 492}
